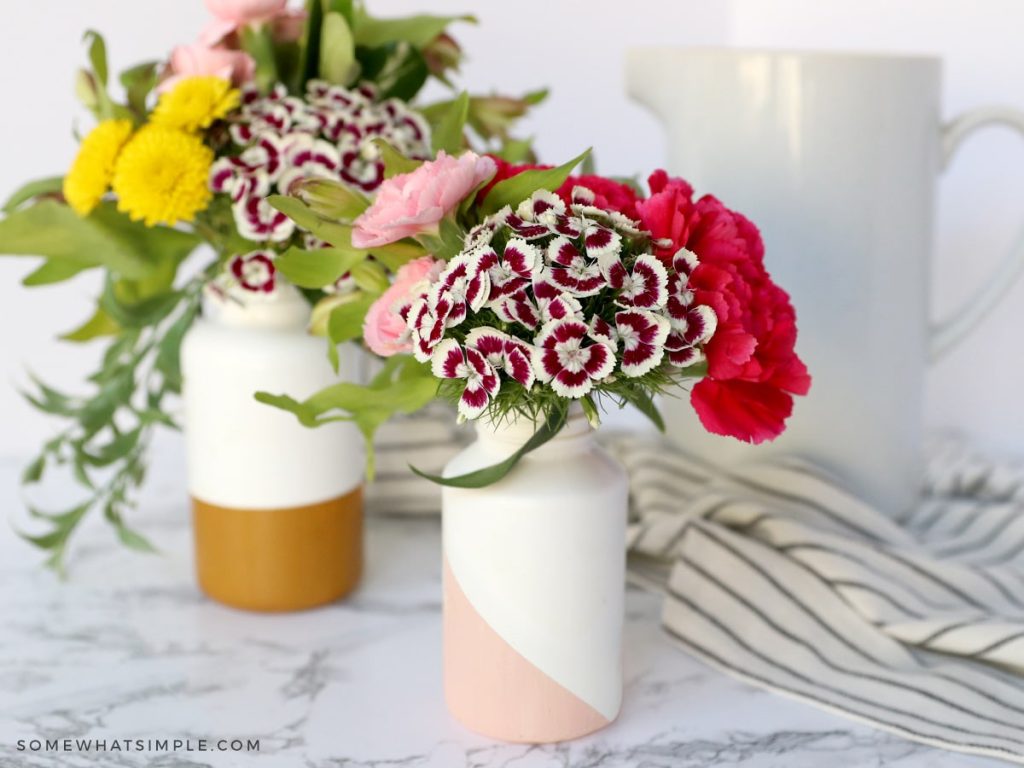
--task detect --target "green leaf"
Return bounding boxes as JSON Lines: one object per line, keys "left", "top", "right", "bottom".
{"left": 619, "top": 386, "right": 665, "bottom": 432}
{"left": 3, "top": 176, "right": 63, "bottom": 213}
{"left": 411, "top": 406, "right": 569, "bottom": 488}
{"left": 295, "top": 177, "right": 369, "bottom": 220}
{"left": 481, "top": 148, "right": 591, "bottom": 216}
{"left": 353, "top": 12, "right": 475, "bottom": 48}
{"left": 296, "top": 0, "right": 324, "bottom": 88}
{"left": 22, "top": 454, "right": 46, "bottom": 485}
{"left": 84, "top": 30, "right": 108, "bottom": 86}
{"left": 359, "top": 43, "right": 428, "bottom": 101}
{"left": 349, "top": 259, "right": 389, "bottom": 293}
{"left": 0, "top": 201, "right": 200, "bottom": 281}
{"left": 100, "top": 278, "right": 182, "bottom": 330}
{"left": 22, "top": 259, "right": 91, "bottom": 286}
{"left": 373, "top": 138, "right": 422, "bottom": 178}
{"left": 255, "top": 354, "right": 438, "bottom": 477}
{"left": 241, "top": 24, "right": 279, "bottom": 93}
{"left": 495, "top": 137, "right": 535, "bottom": 164}
{"left": 327, "top": 292, "right": 376, "bottom": 344}
{"left": 23, "top": 375, "right": 80, "bottom": 417}
{"left": 276, "top": 245, "right": 366, "bottom": 289}
{"left": 119, "top": 61, "right": 159, "bottom": 116}
{"left": 320, "top": 11, "right": 358, "bottom": 85}
{"left": 62, "top": 306, "right": 120, "bottom": 343}
{"left": 155, "top": 299, "right": 200, "bottom": 394}
{"left": 267, "top": 194, "right": 355, "bottom": 248}
{"left": 419, "top": 216, "right": 466, "bottom": 261}
{"left": 430, "top": 91, "right": 469, "bottom": 154}
{"left": 368, "top": 239, "right": 428, "bottom": 271}
{"left": 82, "top": 428, "right": 142, "bottom": 468}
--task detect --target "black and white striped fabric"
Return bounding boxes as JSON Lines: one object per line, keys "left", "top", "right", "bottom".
{"left": 366, "top": 403, "right": 471, "bottom": 515}
{"left": 613, "top": 436, "right": 1024, "bottom": 765}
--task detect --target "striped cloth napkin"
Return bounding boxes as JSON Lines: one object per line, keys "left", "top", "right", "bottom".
{"left": 612, "top": 436, "right": 1024, "bottom": 765}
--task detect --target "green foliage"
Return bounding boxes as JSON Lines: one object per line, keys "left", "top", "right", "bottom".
{"left": 256, "top": 354, "right": 438, "bottom": 476}
{"left": 480, "top": 148, "right": 591, "bottom": 215}
{"left": 294, "top": 177, "right": 369, "bottom": 220}
{"left": 430, "top": 91, "right": 469, "bottom": 154}
{"left": 411, "top": 403, "right": 568, "bottom": 488}
{"left": 3, "top": 176, "right": 64, "bottom": 213}
{"left": 61, "top": 307, "right": 120, "bottom": 343}
{"left": 0, "top": 201, "right": 200, "bottom": 283}
{"left": 119, "top": 61, "right": 159, "bottom": 117}
{"left": 241, "top": 24, "right": 280, "bottom": 94}
{"left": 20, "top": 277, "right": 205, "bottom": 573}
{"left": 374, "top": 138, "right": 422, "bottom": 178}
{"left": 320, "top": 11, "right": 358, "bottom": 85}
{"left": 80, "top": 31, "right": 132, "bottom": 121}
{"left": 276, "top": 245, "right": 366, "bottom": 289}
{"left": 327, "top": 291, "right": 377, "bottom": 345}
{"left": 353, "top": 11, "right": 475, "bottom": 48}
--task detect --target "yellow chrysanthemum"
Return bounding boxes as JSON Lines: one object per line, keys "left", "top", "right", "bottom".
{"left": 150, "top": 75, "right": 240, "bottom": 133}
{"left": 62, "top": 119, "right": 134, "bottom": 216}
{"left": 112, "top": 125, "right": 213, "bottom": 227}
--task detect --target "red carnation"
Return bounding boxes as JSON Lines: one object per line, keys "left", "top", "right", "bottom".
{"left": 636, "top": 171, "right": 810, "bottom": 443}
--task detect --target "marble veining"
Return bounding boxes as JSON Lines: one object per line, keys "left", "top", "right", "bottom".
{"left": 0, "top": 448, "right": 1008, "bottom": 767}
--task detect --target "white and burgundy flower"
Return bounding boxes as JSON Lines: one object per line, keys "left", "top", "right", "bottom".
{"left": 431, "top": 339, "right": 500, "bottom": 419}
{"left": 408, "top": 291, "right": 454, "bottom": 362}
{"left": 434, "top": 251, "right": 491, "bottom": 326}
{"left": 233, "top": 193, "right": 296, "bottom": 242}
{"left": 492, "top": 276, "right": 581, "bottom": 330}
{"left": 229, "top": 250, "right": 277, "bottom": 293}
{"left": 477, "top": 238, "right": 541, "bottom": 300}
{"left": 607, "top": 254, "right": 668, "bottom": 309}
{"left": 665, "top": 304, "right": 717, "bottom": 366}
{"left": 465, "top": 327, "right": 536, "bottom": 389}
{"left": 583, "top": 223, "right": 622, "bottom": 259}
{"left": 545, "top": 236, "right": 606, "bottom": 297}
{"left": 613, "top": 309, "right": 670, "bottom": 377}
{"left": 532, "top": 318, "right": 615, "bottom": 398}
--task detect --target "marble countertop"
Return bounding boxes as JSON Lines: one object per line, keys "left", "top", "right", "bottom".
{"left": 0, "top": 447, "right": 1009, "bottom": 768}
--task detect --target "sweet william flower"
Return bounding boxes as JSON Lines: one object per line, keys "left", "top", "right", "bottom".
{"left": 351, "top": 151, "right": 497, "bottom": 249}
{"left": 532, "top": 318, "right": 615, "bottom": 398}
{"left": 229, "top": 250, "right": 276, "bottom": 293}
{"left": 431, "top": 339, "right": 500, "bottom": 419}
{"left": 363, "top": 257, "right": 445, "bottom": 357}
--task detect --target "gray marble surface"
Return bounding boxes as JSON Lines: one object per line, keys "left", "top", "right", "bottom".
{"left": 0, "top": 447, "right": 1008, "bottom": 768}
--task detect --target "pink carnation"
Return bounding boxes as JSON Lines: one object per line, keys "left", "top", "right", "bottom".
{"left": 363, "top": 257, "right": 445, "bottom": 356}
{"left": 352, "top": 151, "right": 497, "bottom": 249}
{"left": 161, "top": 43, "right": 255, "bottom": 91}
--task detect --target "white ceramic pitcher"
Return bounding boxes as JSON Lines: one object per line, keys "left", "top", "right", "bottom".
{"left": 627, "top": 49, "right": 1024, "bottom": 514}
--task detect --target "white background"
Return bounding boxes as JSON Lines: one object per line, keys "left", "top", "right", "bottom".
{"left": 1, "top": 0, "right": 1022, "bottom": 459}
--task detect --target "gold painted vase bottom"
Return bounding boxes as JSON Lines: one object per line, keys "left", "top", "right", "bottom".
{"left": 192, "top": 486, "right": 363, "bottom": 612}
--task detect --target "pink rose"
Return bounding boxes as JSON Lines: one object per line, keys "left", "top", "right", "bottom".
{"left": 161, "top": 43, "right": 255, "bottom": 91}
{"left": 352, "top": 151, "right": 497, "bottom": 249}
{"left": 363, "top": 257, "right": 445, "bottom": 356}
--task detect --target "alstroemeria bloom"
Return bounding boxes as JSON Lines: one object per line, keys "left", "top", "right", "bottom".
{"left": 431, "top": 339, "right": 500, "bottom": 419}
{"left": 229, "top": 250, "right": 276, "bottom": 293}
{"left": 351, "top": 151, "right": 496, "bottom": 249}
{"left": 532, "top": 319, "right": 615, "bottom": 398}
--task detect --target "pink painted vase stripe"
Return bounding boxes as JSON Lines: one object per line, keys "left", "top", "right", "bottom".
{"left": 442, "top": 557, "right": 610, "bottom": 742}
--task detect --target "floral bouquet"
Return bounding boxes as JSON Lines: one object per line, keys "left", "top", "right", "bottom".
{"left": 1, "top": 0, "right": 543, "bottom": 568}
{"left": 259, "top": 149, "right": 811, "bottom": 485}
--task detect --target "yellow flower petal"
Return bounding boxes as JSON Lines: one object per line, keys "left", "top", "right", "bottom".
{"left": 63, "top": 119, "right": 134, "bottom": 217}
{"left": 151, "top": 75, "right": 240, "bottom": 133}
{"left": 112, "top": 125, "right": 213, "bottom": 227}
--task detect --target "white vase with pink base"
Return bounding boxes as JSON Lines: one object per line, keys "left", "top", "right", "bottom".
{"left": 441, "top": 409, "right": 627, "bottom": 743}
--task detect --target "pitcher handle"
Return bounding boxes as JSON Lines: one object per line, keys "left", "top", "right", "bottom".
{"left": 931, "top": 107, "right": 1024, "bottom": 361}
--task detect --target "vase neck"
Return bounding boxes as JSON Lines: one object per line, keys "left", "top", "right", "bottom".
{"left": 474, "top": 405, "right": 593, "bottom": 455}
{"left": 201, "top": 282, "right": 311, "bottom": 332}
